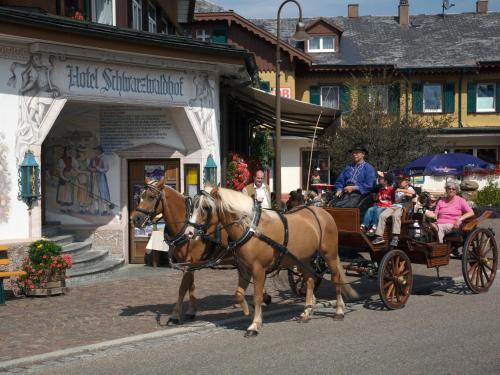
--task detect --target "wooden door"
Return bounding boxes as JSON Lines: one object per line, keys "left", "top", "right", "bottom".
{"left": 128, "top": 159, "right": 180, "bottom": 264}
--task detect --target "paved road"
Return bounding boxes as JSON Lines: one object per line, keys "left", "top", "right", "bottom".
{"left": 20, "top": 279, "right": 499, "bottom": 375}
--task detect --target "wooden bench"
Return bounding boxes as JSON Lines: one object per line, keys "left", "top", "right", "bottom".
{"left": 0, "top": 245, "right": 26, "bottom": 305}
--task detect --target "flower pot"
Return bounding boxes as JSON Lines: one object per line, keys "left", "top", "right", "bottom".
{"left": 25, "top": 273, "right": 67, "bottom": 297}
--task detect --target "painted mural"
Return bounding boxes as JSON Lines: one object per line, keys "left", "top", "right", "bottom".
{"left": 188, "top": 72, "right": 216, "bottom": 151}
{"left": 0, "top": 131, "right": 11, "bottom": 222}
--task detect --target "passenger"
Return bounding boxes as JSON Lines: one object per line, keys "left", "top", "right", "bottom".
{"left": 425, "top": 181, "right": 474, "bottom": 243}
{"left": 360, "top": 171, "right": 395, "bottom": 235}
{"left": 331, "top": 144, "right": 377, "bottom": 208}
{"left": 372, "top": 175, "right": 415, "bottom": 247}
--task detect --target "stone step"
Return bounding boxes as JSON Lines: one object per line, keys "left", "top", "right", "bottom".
{"left": 48, "top": 234, "right": 75, "bottom": 246}
{"left": 42, "top": 225, "right": 61, "bottom": 238}
{"left": 71, "top": 249, "right": 109, "bottom": 268}
{"left": 67, "top": 258, "right": 125, "bottom": 285}
{"left": 61, "top": 241, "right": 93, "bottom": 255}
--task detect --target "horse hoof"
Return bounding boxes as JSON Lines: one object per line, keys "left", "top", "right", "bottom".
{"left": 263, "top": 293, "right": 272, "bottom": 306}
{"left": 244, "top": 330, "right": 259, "bottom": 338}
{"left": 332, "top": 314, "right": 344, "bottom": 321}
{"left": 185, "top": 314, "right": 196, "bottom": 321}
{"left": 298, "top": 316, "right": 311, "bottom": 323}
{"left": 167, "top": 317, "right": 182, "bottom": 326}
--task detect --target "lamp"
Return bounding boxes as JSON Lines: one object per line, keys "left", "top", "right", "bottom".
{"left": 275, "top": 0, "right": 309, "bottom": 198}
{"left": 204, "top": 154, "right": 218, "bottom": 187}
{"left": 18, "top": 150, "right": 40, "bottom": 211}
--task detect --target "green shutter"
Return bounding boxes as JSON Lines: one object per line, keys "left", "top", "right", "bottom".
{"left": 443, "top": 82, "right": 455, "bottom": 113}
{"left": 340, "top": 85, "right": 350, "bottom": 113}
{"left": 388, "top": 83, "right": 400, "bottom": 114}
{"left": 496, "top": 82, "right": 500, "bottom": 113}
{"left": 212, "top": 29, "right": 227, "bottom": 44}
{"left": 259, "top": 81, "right": 270, "bottom": 92}
{"left": 412, "top": 83, "right": 423, "bottom": 113}
{"left": 310, "top": 86, "right": 320, "bottom": 105}
{"left": 467, "top": 82, "right": 477, "bottom": 113}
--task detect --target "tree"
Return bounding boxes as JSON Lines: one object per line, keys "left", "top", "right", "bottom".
{"left": 321, "top": 74, "right": 452, "bottom": 175}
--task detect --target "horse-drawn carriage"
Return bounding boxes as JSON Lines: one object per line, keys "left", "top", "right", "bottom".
{"left": 288, "top": 200, "right": 498, "bottom": 309}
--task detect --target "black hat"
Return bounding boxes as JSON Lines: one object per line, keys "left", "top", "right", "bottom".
{"left": 348, "top": 143, "right": 368, "bottom": 154}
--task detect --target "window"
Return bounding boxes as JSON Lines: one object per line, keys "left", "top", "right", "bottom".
{"left": 91, "top": 0, "right": 114, "bottom": 25}
{"left": 308, "top": 36, "right": 336, "bottom": 52}
{"left": 320, "top": 86, "right": 339, "bottom": 109}
{"left": 132, "top": 0, "right": 142, "bottom": 30}
{"left": 477, "top": 148, "right": 498, "bottom": 164}
{"left": 476, "top": 83, "right": 496, "bottom": 112}
{"left": 368, "top": 85, "right": 389, "bottom": 112}
{"left": 423, "top": 84, "right": 442, "bottom": 113}
{"left": 454, "top": 148, "right": 473, "bottom": 155}
{"left": 159, "top": 16, "right": 169, "bottom": 34}
{"left": 195, "top": 29, "right": 211, "bottom": 42}
{"left": 301, "top": 150, "right": 330, "bottom": 188}
{"left": 148, "top": 2, "right": 156, "bottom": 33}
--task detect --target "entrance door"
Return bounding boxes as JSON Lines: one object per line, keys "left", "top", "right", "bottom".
{"left": 128, "top": 159, "right": 180, "bottom": 264}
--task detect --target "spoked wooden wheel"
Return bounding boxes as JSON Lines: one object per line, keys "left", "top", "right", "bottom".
{"left": 462, "top": 228, "right": 498, "bottom": 293}
{"left": 287, "top": 267, "right": 322, "bottom": 297}
{"left": 378, "top": 250, "right": 413, "bottom": 310}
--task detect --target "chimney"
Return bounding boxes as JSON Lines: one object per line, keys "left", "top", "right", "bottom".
{"left": 476, "top": 1, "right": 488, "bottom": 14}
{"left": 348, "top": 4, "right": 359, "bottom": 18}
{"left": 398, "top": 0, "right": 409, "bottom": 26}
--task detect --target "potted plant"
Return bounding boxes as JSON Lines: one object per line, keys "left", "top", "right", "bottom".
{"left": 226, "top": 153, "right": 251, "bottom": 191}
{"left": 16, "top": 239, "right": 73, "bottom": 296}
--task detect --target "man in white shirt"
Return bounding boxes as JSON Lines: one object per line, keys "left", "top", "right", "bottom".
{"left": 242, "top": 170, "right": 272, "bottom": 209}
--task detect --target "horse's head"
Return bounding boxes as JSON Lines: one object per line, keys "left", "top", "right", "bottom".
{"left": 185, "top": 188, "right": 219, "bottom": 239}
{"left": 130, "top": 177, "right": 165, "bottom": 229}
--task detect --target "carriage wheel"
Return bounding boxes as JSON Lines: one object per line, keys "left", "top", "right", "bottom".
{"left": 462, "top": 228, "right": 498, "bottom": 293}
{"left": 378, "top": 250, "right": 413, "bottom": 310}
{"left": 287, "top": 267, "right": 322, "bottom": 297}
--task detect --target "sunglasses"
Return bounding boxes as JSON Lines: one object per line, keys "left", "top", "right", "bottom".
{"left": 446, "top": 187, "right": 457, "bottom": 191}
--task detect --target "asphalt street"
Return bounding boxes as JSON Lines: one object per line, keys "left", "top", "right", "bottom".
{"left": 21, "top": 278, "right": 500, "bottom": 375}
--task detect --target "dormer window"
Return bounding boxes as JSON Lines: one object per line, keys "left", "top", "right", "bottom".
{"left": 308, "top": 36, "right": 337, "bottom": 52}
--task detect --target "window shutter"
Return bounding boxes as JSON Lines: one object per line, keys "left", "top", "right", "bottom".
{"left": 412, "top": 83, "right": 423, "bottom": 113}
{"left": 467, "top": 82, "right": 477, "bottom": 113}
{"left": 340, "top": 85, "right": 350, "bottom": 113}
{"left": 310, "top": 86, "right": 320, "bottom": 105}
{"left": 443, "top": 82, "right": 455, "bottom": 113}
{"left": 359, "top": 86, "right": 368, "bottom": 107}
{"left": 212, "top": 29, "right": 227, "bottom": 44}
{"left": 496, "top": 82, "right": 500, "bottom": 113}
{"left": 259, "top": 81, "right": 270, "bottom": 92}
{"left": 388, "top": 83, "right": 400, "bottom": 114}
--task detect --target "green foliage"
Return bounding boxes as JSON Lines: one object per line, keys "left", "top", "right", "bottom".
{"left": 474, "top": 181, "right": 500, "bottom": 207}
{"left": 321, "top": 73, "right": 451, "bottom": 175}
{"left": 250, "top": 129, "right": 274, "bottom": 170}
{"left": 28, "top": 239, "right": 62, "bottom": 265}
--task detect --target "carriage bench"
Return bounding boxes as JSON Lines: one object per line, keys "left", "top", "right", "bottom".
{"left": 0, "top": 245, "right": 26, "bottom": 305}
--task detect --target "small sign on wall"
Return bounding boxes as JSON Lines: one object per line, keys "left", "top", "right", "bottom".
{"left": 271, "top": 87, "right": 292, "bottom": 99}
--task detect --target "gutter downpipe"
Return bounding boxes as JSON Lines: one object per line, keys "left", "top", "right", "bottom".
{"left": 458, "top": 69, "right": 463, "bottom": 128}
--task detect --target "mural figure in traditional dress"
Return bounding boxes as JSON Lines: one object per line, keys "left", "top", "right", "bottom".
{"left": 88, "top": 145, "right": 110, "bottom": 215}
{"left": 189, "top": 72, "right": 215, "bottom": 148}
{"left": 74, "top": 145, "right": 92, "bottom": 214}
{"left": 56, "top": 146, "right": 75, "bottom": 212}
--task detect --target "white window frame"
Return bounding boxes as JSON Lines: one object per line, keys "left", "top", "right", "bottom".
{"left": 476, "top": 83, "right": 496, "bottom": 113}
{"left": 449, "top": 148, "right": 498, "bottom": 164}
{"left": 91, "top": 0, "right": 116, "bottom": 26}
{"left": 195, "top": 29, "right": 211, "bottom": 42}
{"left": 132, "top": 0, "right": 142, "bottom": 31}
{"left": 423, "top": 83, "right": 443, "bottom": 113}
{"left": 368, "top": 85, "right": 389, "bottom": 112}
{"left": 148, "top": 1, "right": 156, "bottom": 33}
{"left": 320, "top": 86, "right": 340, "bottom": 110}
{"left": 308, "top": 36, "right": 336, "bottom": 53}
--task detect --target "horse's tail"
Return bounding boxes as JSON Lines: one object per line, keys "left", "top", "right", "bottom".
{"left": 336, "top": 254, "right": 359, "bottom": 300}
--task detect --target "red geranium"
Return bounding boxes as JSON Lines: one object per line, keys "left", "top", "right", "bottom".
{"left": 226, "top": 152, "right": 251, "bottom": 191}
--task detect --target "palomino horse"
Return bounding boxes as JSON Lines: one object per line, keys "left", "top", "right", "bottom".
{"left": 186, "top": 187, "right": 357, "bottom": 337}
{"left": 130, "top": 178, "right": 270, "bottom": 324}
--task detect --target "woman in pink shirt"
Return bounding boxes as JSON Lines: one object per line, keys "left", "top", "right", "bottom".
{"left": 426, "top": 181, "right": 475, "bottom": 243}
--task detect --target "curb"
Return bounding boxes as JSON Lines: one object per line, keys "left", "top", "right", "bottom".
{"left": 0, "top": 275, "right": 465, "bottom": 371}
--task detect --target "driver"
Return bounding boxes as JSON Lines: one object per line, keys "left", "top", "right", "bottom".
{"left": 331, "top": 144, "right": 376, "bottom": 208}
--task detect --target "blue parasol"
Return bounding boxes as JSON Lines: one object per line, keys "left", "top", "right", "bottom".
{"left": 403, "top": 153, "right": 494, "bottom": 176}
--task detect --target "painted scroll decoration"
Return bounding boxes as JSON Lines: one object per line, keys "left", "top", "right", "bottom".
{"left": 0, "top": 132, "right": 11, "bottom": 222}
{"left": 7, "top": 52, "right": 61, "bottom": 164}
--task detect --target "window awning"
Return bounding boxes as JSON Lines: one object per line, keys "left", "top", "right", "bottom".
{"left": 230, "top": 86, "right": 340, "bottom": 138}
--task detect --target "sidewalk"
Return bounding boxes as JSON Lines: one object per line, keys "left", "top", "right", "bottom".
{"left": 0, "top": 219, "right": 498, "bottom": 364}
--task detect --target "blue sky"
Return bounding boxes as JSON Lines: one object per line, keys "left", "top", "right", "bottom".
{"left": 212, "top": 0, "right": 500, "bottom": 18}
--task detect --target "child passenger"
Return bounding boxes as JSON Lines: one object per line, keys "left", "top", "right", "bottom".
{"left": 360, "top": 172, "right": 395, "bottom": 235}
{"left": 372, "top": 175, "right": 415, "bottom": 247}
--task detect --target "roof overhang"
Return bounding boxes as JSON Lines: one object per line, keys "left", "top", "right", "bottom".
{"left": 229, "top": 86, "right": 339, "bottom": 138}
{"left": 434, "top": 127, "right": 500, "bottom": 138}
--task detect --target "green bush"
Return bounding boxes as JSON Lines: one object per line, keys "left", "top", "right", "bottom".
{"left": 474, "top": 181, "right": 500, "bottom": 207}
{"left": 28, "top": 239, "right": 62, "bottom": 265}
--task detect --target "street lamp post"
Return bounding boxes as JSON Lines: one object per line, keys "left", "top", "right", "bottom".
{"left": 275, "top": 0, "right": 309, "bottom": 198}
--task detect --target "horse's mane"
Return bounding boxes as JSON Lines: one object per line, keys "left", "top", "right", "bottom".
{"left": 216, "top": 188, "right": 255, "bottom": 228}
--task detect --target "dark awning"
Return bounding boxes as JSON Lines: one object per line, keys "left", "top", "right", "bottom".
{"left": 230, "top": 86, "right": 340, "bottom": 138}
